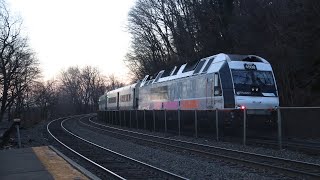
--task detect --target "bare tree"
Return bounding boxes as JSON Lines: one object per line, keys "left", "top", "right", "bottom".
{"left": 31, "top": 80, "right": 57, "bottom": 120}
{"left": 0, "top": 4, "right": 40, "bottom": 121}
{"left": 106, "top": 74, "right": 125, "bottom": 91}
{"left": 59, "top": 66, "right": 107, "bottom": 114}
{"left": 80, "top": 66, "right": 106, "bottom": 112}
{"left": 59, "top": 67, "right": 82, "bottom": 114}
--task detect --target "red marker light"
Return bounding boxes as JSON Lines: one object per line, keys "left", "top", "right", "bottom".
{"left": 240, "top": 105, "right": 246, "bottom": 110}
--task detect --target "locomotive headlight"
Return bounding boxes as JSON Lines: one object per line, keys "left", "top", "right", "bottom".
{"left": 236, "top": 105, "right": 246, "bottom": 109}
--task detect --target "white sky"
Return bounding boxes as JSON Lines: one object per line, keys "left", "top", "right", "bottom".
{"left": 8, "top": 0, "right": 135, "bottom": 82}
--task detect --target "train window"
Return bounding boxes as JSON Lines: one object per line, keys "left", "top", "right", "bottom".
{"left": 162, "top": 67, "right": 175, "bottom": 77}
{"left": 108, "top": 97, "right": 116, "bottom": 103}
{"left": 193, "top": 59, "right": 206, "bottom": 74}
{"left": 183, "top": 60, "right": 199, "bottom": 73}
{"left": 154, "top": 71, "right": 164, "bottom": 82}
{"left": 231, "top": 70, "right": 275, "bottom": 86}
{"left": 202, "top": 58, "right": 214, "bottom": 73}
{"left": 242, "top": 56, "right": 261, "bottom": 62}
{"left": 120, "top": 94, "right": 131, "bottom": 102}
{"left": 171, "top": 65, "right": 181, "bottom": 75}
{"left": 214, "top": 73, "right": 222, "bottom": 96}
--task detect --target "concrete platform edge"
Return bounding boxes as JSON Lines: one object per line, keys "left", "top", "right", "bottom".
{"left": 48, "top": 145, "right": 101, "bottom": 180}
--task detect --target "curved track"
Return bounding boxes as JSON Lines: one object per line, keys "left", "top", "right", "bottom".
{"left": 82, "top": 116, "right": 320, "bottom": 179}
{"left": 47, "top": 115, "right": 187, "bottom": 180}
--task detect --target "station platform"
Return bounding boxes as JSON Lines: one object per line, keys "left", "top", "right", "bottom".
{"left": 0, "top": 146, "right": 98, "bottom": 180}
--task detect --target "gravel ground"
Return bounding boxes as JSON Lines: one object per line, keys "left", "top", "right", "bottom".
{"left": 2, "top": 115, "right": 319, "bottom": 179}
{"left": 64, "top": 117, "right": 294, "bottom": 179}
{"left": 0, "top": 120, "right": 50, "bottom": 149}
{"left": 91, "top": 118, "right": 320, "bottom": 166}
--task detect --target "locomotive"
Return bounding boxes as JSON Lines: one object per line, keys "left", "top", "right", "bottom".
{"left": 99, "top": 53, "right": 279, "bottom": 115}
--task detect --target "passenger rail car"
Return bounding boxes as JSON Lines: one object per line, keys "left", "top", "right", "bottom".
{"left": 99, "top": 53, "right": 279, "bottom": 114}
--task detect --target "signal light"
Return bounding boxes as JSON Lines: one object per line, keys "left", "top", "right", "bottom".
{"left": 240, "top": 105, "right": 246, "bottom": 110}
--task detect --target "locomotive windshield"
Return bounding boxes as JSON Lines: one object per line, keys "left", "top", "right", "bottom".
{"left": 231, "top": 70, "right": 277, "bottom": 96}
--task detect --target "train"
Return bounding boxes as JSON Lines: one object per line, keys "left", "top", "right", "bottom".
{"left": 99, "top": 53, "right": 279, "bottom": 114}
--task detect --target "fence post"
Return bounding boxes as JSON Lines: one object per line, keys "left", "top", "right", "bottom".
{"left": 144, "top": 109, "right": 146, "bottom": 129}
{"left": 124, "top": 110, "right": 126, "bottom": 127}
{"left": 14, "top": 119, "right": 21, "bottom": 148}
{"left": 178, "top": 109, "right": 181, "bottom": 136}
{"left": 107, "top": 111, "right": 109, "bottom": 124}
{"left": 194, "top": 110, "right": 198, "bottom": 138}
{"left": 153, "top": 109, "right": 155, "bottom": 132}
{"left": 243, "top": 108, "right": 247, "bottom": 146}
{"left": 112, "top": 111, "right": 114, "bottom": 125}
{"left": 136, "top": 110, "right": 138, "bottom": 129}
{"left": 129, "top": 110, "right": 132, "bottom": 128}
{"left": 277, "top": 107, "right": 282, "bottom": 150}
{"left": 119, "top": 110, "right": 121, "bottom": 126}
{"left": 108, "top": 111, "right": 110, "bottom": 124}
{"left": 216, "top": 109, "right": 219, "bottom": 141}
{"left": 164, "top": 109, "right": 167, "bottom": 134}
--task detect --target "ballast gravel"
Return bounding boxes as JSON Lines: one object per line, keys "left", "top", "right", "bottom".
{"left": 92, "top": 117, "right": 320, "bottom": 166}
{"left": 63, "top": 118, "right": 295, "bottom": 179}
{"left": 5, "top": 115, "right": 319, "bottom": 179}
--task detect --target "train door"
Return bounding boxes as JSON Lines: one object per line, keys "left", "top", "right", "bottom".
{"left": 117, "top": 92, "right": 120, "bottom": 110}
{"left": 213, "top": 73, "right": 223, "bottom": 109}
{"left": 206, "top": 76, "right": 214, "bottom": 108}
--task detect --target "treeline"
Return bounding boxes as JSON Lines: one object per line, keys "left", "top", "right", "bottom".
{"left": 126, "top": 0, "right": 320, "bottom": 106}
{"left": 0, "top": 2, "right": 124, "bottom": 122}
{"left": 28, "top": 67, "right": 124, "bottom": 120}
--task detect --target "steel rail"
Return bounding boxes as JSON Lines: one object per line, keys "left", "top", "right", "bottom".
{"left": 62, "top": 116, "right": 188, "bottom": 180}
{"left": 47, "top": 116, "right": 126, "bottom": 180}
{"left": 85, "top": 117, "right": 320, "bottom": 178}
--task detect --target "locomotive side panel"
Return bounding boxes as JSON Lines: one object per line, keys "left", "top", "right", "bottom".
{"left": 138, "top": 72, "right": 224, "bottom": 110}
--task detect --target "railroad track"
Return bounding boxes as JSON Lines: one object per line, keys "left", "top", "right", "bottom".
{"left": 47, "top": 115, "right": 187, "bottom": 180}
{"left": 81, "top": 116, "right": 320, "bottom": 179}
{"left": 249, "top": 138, "right": 320, "bottom": 155}
{"left": 223, "top": 136, "right": 320, "bottom": 155}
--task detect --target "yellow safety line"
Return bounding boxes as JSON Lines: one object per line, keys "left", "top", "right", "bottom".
{"left": 32, "top": 146, "right": 88, "bottom": 180}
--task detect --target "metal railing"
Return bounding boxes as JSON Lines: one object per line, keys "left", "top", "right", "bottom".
{"left": 98, "top": 107, "right": 320, "bottom": 150}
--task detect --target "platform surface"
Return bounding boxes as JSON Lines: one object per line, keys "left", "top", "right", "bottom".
{"left": 0, "top": 146, "right": 88, "bottom": 180}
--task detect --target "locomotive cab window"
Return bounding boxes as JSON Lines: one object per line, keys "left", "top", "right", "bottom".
{"left": 231, "top": 69, "right": 277, "bottom": 96}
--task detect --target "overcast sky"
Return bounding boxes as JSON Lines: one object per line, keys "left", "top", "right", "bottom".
{"left": 8, "top": 0, "right": 135, "bottom": 82}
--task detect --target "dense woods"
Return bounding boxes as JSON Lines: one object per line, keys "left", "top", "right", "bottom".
{"left": 126, "top": 0, "right": 320, "bottom": 106}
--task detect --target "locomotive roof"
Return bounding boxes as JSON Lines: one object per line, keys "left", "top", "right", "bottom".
{"left": 106, "top": 83, "right": 137, "bottom": 95}
{"left": 139, "top": 53, "right": 269, "bottom": 87}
